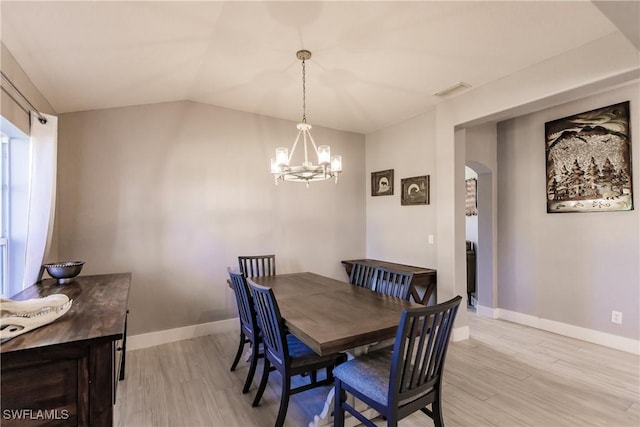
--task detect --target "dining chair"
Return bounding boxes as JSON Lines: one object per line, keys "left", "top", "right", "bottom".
{"left": 227, "top": 267, "right": 263, "bottom": 394}
{"left": 238, "top": 255, "right": 276, "bottom": 277}
{"left": 372, "top": 267, "right": 414, "bottom": 300}
{"left": 348, "top": 261, "right": 376, "bottom": 290}
{"left": 333, "top": 295, "right": 462, "bottom": 427}
{"left": 247, "top": 278, "right": 347, "bottom": 427}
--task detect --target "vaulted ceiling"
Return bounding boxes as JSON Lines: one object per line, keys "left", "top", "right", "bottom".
{"left": 1, "top": 1, "right": 638, "bottom": 134}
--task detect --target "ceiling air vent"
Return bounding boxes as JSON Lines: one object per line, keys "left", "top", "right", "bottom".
{"left": 433, "top": 82, "right": 471, "bottom": 97}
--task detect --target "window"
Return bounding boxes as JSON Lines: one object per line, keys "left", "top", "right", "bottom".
{"left": 1, "top": 133, "right": 8, "bottom": 295}
{"left": 0, "top": 118, "right": 30, "bottom": 297}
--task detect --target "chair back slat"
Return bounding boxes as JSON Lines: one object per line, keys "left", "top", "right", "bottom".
{"left": 389, "top": 296, "right": 461, "bottom": 405}
{"left": 372, "top": 267, "right": 414, "bottom": 300}
{"left": 227, "top": 268, "right": 258, "bottom": 336}
{"left": 411, "top": 311, "right": 439, "bottom": 389}
{"left": 349, "top": 262, "right": 376, "bottom": 290}
{"left": 247, "top": 278, "right": 288, "bottom": 367}
{"left": 238, "top": 255, "right": 276, "bottom": 277}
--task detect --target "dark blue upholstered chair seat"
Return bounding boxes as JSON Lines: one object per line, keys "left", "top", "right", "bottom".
{"left": 333, "top": 351, "right": 431, "bottom": 407}
{"left": 286, "top": 335, "right": 342, "bottom": 369}
{"left": 333, "top": 350, "right": 391, "bottom": 405}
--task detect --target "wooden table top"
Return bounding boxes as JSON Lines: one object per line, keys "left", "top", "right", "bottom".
{"left": 249, "top": 272, "right": 419, "bottom": 356}
{"left": 1, "top": 273, "right": 131, "bottom": 354}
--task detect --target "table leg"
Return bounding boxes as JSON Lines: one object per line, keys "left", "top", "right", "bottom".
{"left": 243, "top": 345, "right": 253, "bottom": 362}
{"left": 308, "top": 347, "right": 381, "bottom": 427}
{"left": 310, "top": 389, "right": 379, "bottom": 427}
{"left": 309, "top": 387, "right": 334, "bottom": 427}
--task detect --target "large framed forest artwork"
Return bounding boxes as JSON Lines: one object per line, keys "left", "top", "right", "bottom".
{"left": 545, "top": 101, "right": 633, "bottom": 213}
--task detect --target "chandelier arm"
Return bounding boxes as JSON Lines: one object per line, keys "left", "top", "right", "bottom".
{"left": 306, "top": 131, "right": 320, "bottom": 158}
{"left": 288, "top": 129, "right": 303, "bottom": 163}
{"left": 306, "top": 131, "right": 325, "bottom": 177}
{"left": 303, "top": 129, "right": 309, "bottom": 164}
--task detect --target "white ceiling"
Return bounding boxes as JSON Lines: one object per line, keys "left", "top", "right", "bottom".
{"left": 1, "top": 1, "right": 637, "bottom": 134}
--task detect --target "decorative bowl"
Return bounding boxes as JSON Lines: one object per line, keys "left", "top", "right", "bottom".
{"left": 43, "top": 261, "right": 85, "bottom": 284}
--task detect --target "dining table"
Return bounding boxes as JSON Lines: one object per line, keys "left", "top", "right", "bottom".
{"left": 248, "top": 271, "right": 421, "bottom": 427}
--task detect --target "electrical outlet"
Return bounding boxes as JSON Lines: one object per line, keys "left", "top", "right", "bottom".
{"left": 611, "top": 311, "right": 623, "bottom": 324}
{"left": 428, "top": 234, "right": 434, "bottom": 244}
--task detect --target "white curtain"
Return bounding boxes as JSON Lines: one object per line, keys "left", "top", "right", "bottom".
{"left": 23, "top": 112, "right": 57, "bottom": 288}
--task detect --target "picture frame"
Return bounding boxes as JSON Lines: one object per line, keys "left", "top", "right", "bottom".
{"left": 371, "top": 169, "right": 394, "bottom": 196}
{"left": 465, "top": 178, "right": 478, "bottom": 216}
{"left": 401, "top": 175, "right": 430, "bottom": 205}
{"left": 545, "top": 101, "right": 633, "bottom": 213}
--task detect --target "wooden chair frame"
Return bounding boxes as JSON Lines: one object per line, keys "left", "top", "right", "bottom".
{"left": 227, "top": 267, "right": 263, "bottom": 394}
{"left": 247, "top": 278, "right": 347, "bottom": 427}
{"left": 238, "top": 255, "right": 276, "bottom": 277}
{"left": 372, "top": 267, "right": 414, "bottom": 300}
{"left": 334, "top": 296, "right": 462, "bottom": 427}
{"left": 349, "top": 262, "right": 377, "bottom": 290}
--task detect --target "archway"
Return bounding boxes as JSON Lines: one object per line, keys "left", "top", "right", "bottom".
{"left": 465, "top": 160, "right": 496, "bottom": 318}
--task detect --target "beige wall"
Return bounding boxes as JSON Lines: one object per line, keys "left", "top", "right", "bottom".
{"left": 57, "top": 101, "right": 366, "bottom": 335}
{"left": 366, "top": 33, "right": 638, "bottom": 342}
{"left": 364, "top": 111, "right": 438, "bottom": 268}
{"left": 5, "top": 27, "right": 638, "bottom": 343}
{"left": 497, "top": 83, "right": 639, "bottom": 339}
{"left": 433, "top": 33, "right": 638, "bottom": 336}
{"left": 366, "top": 83, "right": 640, "bottom": 341}
{"left": 1, "top": 42, "right": 56, "bottom": 134}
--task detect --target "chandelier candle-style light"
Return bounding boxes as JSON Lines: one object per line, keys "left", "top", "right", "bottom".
{"left": 271, "top": 50, "right": 342, "bottom": 187}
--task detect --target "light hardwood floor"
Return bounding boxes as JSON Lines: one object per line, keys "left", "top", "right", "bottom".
{"left": 115, "top": 313, "right": 639, "bottom": 426}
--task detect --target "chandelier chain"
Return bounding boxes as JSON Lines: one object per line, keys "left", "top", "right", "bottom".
{"left": 301, "top": 58, "right": 307, "bottom": 123}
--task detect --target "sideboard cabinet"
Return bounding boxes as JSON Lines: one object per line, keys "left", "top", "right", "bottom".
{"left": 1, "top": 273, "right": 131, "bottom": 427}
{"left": 341, "top": 259, "right": 437, "bottom": 305}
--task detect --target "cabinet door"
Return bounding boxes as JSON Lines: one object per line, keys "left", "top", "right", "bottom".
{"left": 1, "top": 347, "right": 89, "bottom": 426}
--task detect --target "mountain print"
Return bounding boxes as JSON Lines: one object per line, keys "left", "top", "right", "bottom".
{"left": 544, "top": 101, "right": 633, "bottom": 213}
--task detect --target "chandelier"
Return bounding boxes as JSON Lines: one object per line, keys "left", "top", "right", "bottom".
{"left": 270, "top": 50, "right": 342, "bottom": 187}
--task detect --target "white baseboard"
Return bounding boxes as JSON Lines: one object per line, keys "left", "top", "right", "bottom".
{"left": 497, "top": 308, "right": 640, "bottom": 355}
{"left": 127, "top": 309, "right": 639, "bottom": 355}
{"left": 130, "top": 321, "right": 470, "bottom": 351}
{"left": 127, "top": 318, "right": 239, "bottom": 351}
{"left": 452, "top": 325, "right": 469, "bottom": 342}
{"left": 476, "top": 305, "right": 498, "bottom": 319}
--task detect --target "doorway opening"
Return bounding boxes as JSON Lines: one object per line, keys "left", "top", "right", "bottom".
{"left": 465, "top": 166, "right": 478, "bottom": 311}
{"left": 465, "top": 161, "right": 495, "bottom": 318}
